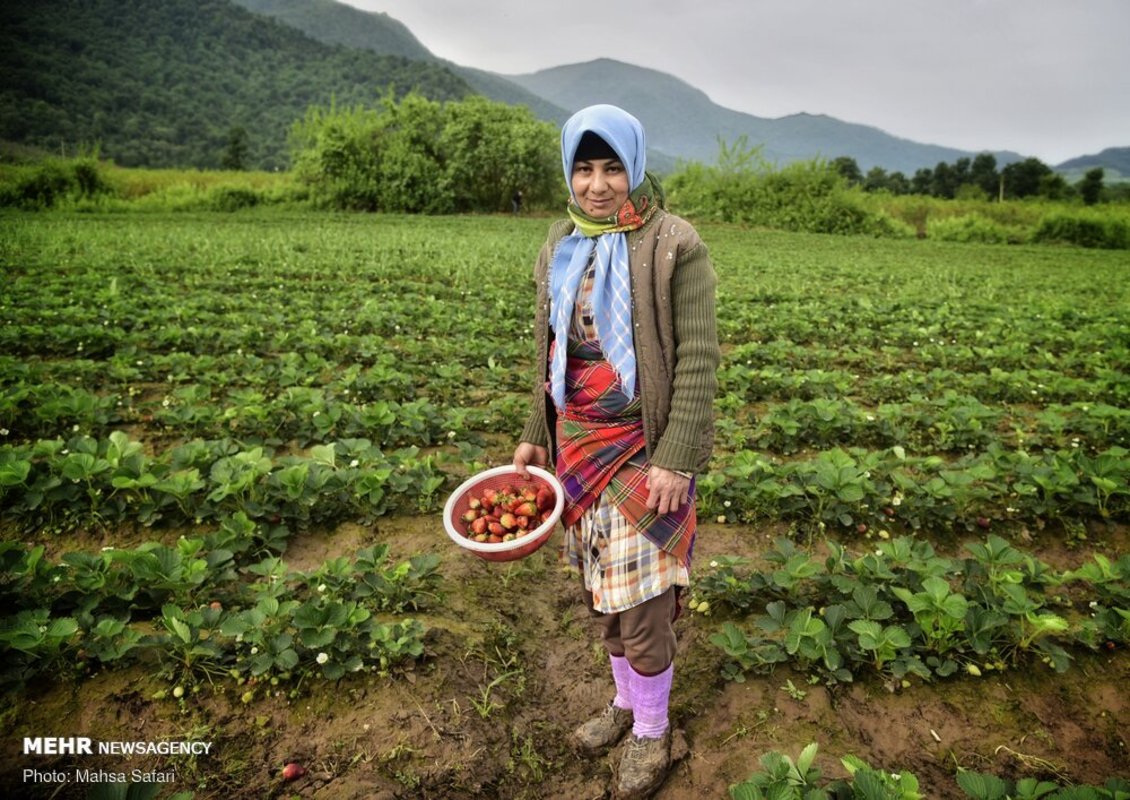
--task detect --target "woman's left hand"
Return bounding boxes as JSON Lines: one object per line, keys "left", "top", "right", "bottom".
{"left": 646, "top": 466, "right": 692, "bottom": 515}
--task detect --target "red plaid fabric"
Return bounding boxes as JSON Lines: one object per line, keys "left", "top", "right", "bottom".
{"left": 551, "top": 268, "right": 696, "bottom": 567}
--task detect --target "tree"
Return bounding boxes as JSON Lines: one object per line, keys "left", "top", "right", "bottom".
{"left": 1001, "top": 157, "right": 1052, "bottom": 199}
{"left": 288, "top": 92, "right": 557, "bottom": 213}
{"left": 911, "top": 168, "right": 933, "bottom": 196}
{"left": 439, "top": 96, "right": 558, "bottom": 212}
{"left": 969, "top": 153, "right": 999, "bottom": 199}
{"left": 830, "top": 156, "right": 862, "bottom": 186}
{"left": 221, "top": 126, "right": 249, "bottom": 170}
{"left": 862, "top": 166, "right": 889, "bottom": 193}
{"left": 930, "top": 161, "right": 958, "bottom": 199}
{"left": 1078, "top": 167, "right": 1104, "bottom": 206}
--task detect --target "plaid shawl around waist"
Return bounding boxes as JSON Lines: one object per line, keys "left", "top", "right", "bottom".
{"left": 555, "top": 340, "right": 696, "bottom": 564}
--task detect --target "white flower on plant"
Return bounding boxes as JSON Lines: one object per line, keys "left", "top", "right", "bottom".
{"left": 350, "top": 459, "right": 360, "bottom": 468}
{"left": 317, "top": 584, "right": 327, "bottom": 593}
{"left": 723, "top": 500, "right": 732, "bottom": 508}
{"left": 0, "top": 428, "right": 8, "bottom": 436}
{"left": 316, "top": 652, "right": 329, "bottom": 665}
{"left": 250, "top": 646, "right": 258, "bottom": 655}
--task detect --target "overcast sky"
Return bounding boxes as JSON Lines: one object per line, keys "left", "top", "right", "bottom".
{"left": 340, "top": 0, "right": 1128, "bottom": 165}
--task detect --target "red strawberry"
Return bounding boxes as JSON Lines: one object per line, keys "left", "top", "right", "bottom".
{"left": 536, "top": 488, "right": 554, "bottom": 511}
{"left": 499, "top": 513, "right": 518, "bottom": 530}
{"left": 488, "top": 522, "right": 505, "bottom": 536}
{"left": 470, "top": 517, "right": 488, "bottom": 536}
{"left": 514, "top": 501, "right": 538, "bottom": 517}
{"left": 516, "top": 515, "right": 530, "bottom": 529}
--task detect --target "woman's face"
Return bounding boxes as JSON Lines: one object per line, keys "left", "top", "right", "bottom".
{"left": 571, "top": 157, "right": 630, "bottom": 218}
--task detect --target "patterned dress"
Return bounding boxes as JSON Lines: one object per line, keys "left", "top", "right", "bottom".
{"left": 555, "top": 265, "right": 694, "bottom": 614}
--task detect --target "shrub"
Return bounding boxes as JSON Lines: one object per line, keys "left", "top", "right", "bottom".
{"left": 1032, "top": 212, "right": 1130, "bottom": 249}
{"left": 928, "top": 214, "right": 1012, "bottom": 244}
{"left": 208, "top": 186, "right": 260, "bottom": 212}
{"left": 3, "top": 162, "right": 73, "bottom": 209}
{"left": 667, "top": 139, "right": 902, "bottom": 236}
{"left": 0, "top": 157, "right": 111, "bottom": 209}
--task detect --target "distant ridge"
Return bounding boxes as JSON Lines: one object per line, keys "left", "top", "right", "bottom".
{"left": 1055, "top": 147, "right": 1130, "bottom": 180}
{"left": 231, "top": 0, "right": 434, "bottom": 61}
{"left": 232, "top": 0, "right": 570, "bottom": 130}
{"left": 4, "top": 0, "right": 1124, "bottom": 173}
{"left": 0, "top": 0, "right": 471, "bottom": 169}
{"left": 504, "top": 59, "right": 1024, "bottom": 175}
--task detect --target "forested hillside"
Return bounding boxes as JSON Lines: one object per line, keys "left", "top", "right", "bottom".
{"left": 1058, "top": 147, "right": 1130, "bottom": 179}
{"left": 232, "top": 0, "right": 569, "bottom": 127}
{"left": 0, "top": 0, "right": 470, "bottom": 169}
{"left": 230, "top": 0, "right": 434, "bottom": 61}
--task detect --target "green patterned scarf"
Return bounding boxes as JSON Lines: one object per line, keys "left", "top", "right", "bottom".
{"left": 566, "top": 172, "right": 665, "bottom": 238}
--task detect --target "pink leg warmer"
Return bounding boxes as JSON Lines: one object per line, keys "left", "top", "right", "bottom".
{"left": 629, "top": 663, "right": 673, "bottom": 739}
{"left": 610, "top": 653, "right": 633, "bottom": 710}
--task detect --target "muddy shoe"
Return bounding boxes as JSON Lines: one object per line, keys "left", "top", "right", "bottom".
{"left": 573, "top": 703, "right": 633, "bottom": 754}
{"left": 615, "top": 731, "right": 671, "bottom": 799}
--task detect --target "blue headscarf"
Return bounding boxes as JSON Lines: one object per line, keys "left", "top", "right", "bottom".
{"left": 548, "top": 104, "right": 649, "bottom": 411}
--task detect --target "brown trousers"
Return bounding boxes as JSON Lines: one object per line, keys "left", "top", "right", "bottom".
{"left": 584, "top": 585, "right": 679, "bottom": 676}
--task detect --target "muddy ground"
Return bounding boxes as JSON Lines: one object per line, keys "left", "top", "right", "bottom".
{"left": 2, "top": 518, "right": 1127, "bottom": 799}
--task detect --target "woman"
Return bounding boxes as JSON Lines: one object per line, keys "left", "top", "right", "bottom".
{"left": 513, "top": 104, "right": 719, "bottom": 798}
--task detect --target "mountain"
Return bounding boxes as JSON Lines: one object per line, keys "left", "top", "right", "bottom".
{"left": 231, "top": 0, "right": 1033, "bottom": 175}
{"left": 504, "top": 59, "right": 1024, "bottom": 175}
{"left": 230, "top": 0, "right": 435, "bottom": 61}
{"left": 231, "top": 0, "right": 570, "bottom": 129}
{"left": 5, "top": 0, "right": 1120, "bottom": 175}
{"left": 1055, "top": 147, "right": 1130, "bottom": 181}
{"left": 0, "top": 0, "right": 471, "bottom": 169}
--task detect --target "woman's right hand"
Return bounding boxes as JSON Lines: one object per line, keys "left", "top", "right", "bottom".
{"left": 512, "top": 442, "right": 549, "bottom": 479}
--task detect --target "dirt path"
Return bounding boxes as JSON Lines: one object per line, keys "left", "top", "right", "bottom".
{"left": 2, "top": 519, "right": 1127, "bottom": 799}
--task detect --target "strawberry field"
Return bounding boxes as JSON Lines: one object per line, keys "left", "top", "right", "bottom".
{"left": 1, "top": 211, "right": 1127, "bottom": 799}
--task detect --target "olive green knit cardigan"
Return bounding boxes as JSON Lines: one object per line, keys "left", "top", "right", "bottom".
{"left": 518, "top": 210, "right": 720, "bottom": 474}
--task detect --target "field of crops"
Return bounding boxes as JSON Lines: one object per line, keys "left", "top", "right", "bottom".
{"left": 1, "top": 211, "right": 1127, "bottom": 799}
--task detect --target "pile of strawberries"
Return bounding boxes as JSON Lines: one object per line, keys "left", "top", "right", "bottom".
{"left": 459, "top": 482, "right": 556, "bottom": 543}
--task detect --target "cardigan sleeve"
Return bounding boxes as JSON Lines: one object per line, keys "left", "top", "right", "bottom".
{"left": 649, "top": 240, "right": 720, "bottom": 473}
